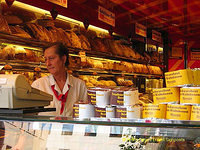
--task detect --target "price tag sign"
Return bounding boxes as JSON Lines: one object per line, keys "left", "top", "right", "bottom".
{"left": 47, "top": 0, "right": 67, "bottom": 8}
{"left": 191, "top": 52, "right": 200, "bottom": 60}
{"left": 152, "top": 30, "right": 162, "bottom": 42}
{"left": 79, "top": 51, "right": 87, "bottom": 63}
{"left": 98, "top": 6, "right": 115, "bottom": 27}
{"left": 135, "top": 23, "right": 147, "bottom": 37}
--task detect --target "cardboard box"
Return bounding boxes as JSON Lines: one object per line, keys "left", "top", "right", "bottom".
{"left": 153, "top": 87, "right": 180, "bottom": 104}
{"left": 143, "top": 104, "right": 166, "bottom": 119}
{"left": 166, "top": 104, "right": 191, "bottom": 120}
{"left": 180, "top": 87, "right": 200, "bottom": 104}
{"left": 165, "top": 69, "right": 193, "bottom": 87}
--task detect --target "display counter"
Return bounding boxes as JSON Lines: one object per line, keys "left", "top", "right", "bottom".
{"left": 0, "top": 114, "right": 199, "bottom": 149}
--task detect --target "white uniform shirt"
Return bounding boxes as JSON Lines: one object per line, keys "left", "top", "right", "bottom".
{"left": 31, "top": 73, "right": 88, "bottom": 117}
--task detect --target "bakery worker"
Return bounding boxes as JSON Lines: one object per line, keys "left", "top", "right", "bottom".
{"left": 32, "top": 42, "right": 88, "bottom": 117}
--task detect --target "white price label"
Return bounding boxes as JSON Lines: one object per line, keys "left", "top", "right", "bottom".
{"left": 79, "top": 51, "right": 87, "bottom": 63}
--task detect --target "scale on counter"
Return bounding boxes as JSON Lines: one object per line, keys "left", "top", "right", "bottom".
{"left": 0, "top": 74, "right": 55, "bottom": 114}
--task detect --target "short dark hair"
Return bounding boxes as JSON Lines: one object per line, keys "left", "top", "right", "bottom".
{"left": 43, "top": 42, "right": 69, "bottom": 67}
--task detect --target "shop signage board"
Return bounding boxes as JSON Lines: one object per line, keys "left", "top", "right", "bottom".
{"left": 79, "top": 51, "right": 86, "bottom": 63}
{"left": 152, "top": 30, "right": 162, "bottom": 42}
{"left": 98, "top": 6, "right": 115, "bottom": 27}
{"left": 135, "top": 23, "right": 147, "bottom": 37}
{"left": 47, "top": 0, "right": 67, "bottom": 8}
{"left": 190, "top": 48, "right": 200, "bottom": 60}
{"left": 171, "top": 47, "right": 182, "bottom": 59}
{"left": 191, "top": 52, "right": 200, "bottom": 60}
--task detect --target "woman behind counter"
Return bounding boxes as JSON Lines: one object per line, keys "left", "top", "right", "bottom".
{"left": 32, "top": 42, "right": 88, "bottom": 117}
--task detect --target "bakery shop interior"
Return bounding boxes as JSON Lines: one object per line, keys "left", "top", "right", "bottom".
{"left": 0, "top": 0, "right": 200, "bottom": 149}
{"left": 0, "top": 0, "right": 164, "bottom": 115}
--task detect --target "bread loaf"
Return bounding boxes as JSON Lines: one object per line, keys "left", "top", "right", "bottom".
{"left": 53, "top": 28, "right": 62, "bottom": 42}
{"left": 15, "top": 47, "right": 26, "bottom": 60}
{"left": 56, "top": 28, "right": 71, "bottom": 46}
{"left": 9, "top": 25, "right": 31, "bottom": 38}
{"left": 65, "top": 31, "right": 82, "bottom": 49}
{"left": 47, "top": 29, "right": 57, "bottom": 42}
{"left": 132, "top": 63, "right": 139, "bottom": 73}
{"left": 135, "top": 52, "right": 141, "bottom": 60}
{"left": 91, "top": 38, "right": 107, "bottom": 52}
{"left": 24, "top": 23, "right": 49, "bottom": 41}
{"left": 148, "top": 66, "right": 162, "bottom": 75}
{"left": 48, "top": 28, "right": 59, "bottom": 42}
{"left": 43, "top": 27, "right": 52, "bottom": 42}
{"left": 142, "top": 64, "right": 149, "bottom": 74}
{"left": 25, "top": 49, "right": 36, "bottom": 62}
{"left": 63, "top": 31, "right": 72, "bottom": 47}
{"left": 2, "top": 45, "right": 15, "bottom": 60}
{"left": 78, "top": 34, "right": 91, "bottom": 50}
{"left": 124, "top": 46, "right": 136, "bottom": 59}
{"left": 34, "top": 24, "right": 50, "bottom": 42}
{"left": 103, "top": 39, "right": 112, "bottom": 53}
{"left": 110, "top": 40, "right": 124, "bottom": 56}
{"left": 121, "top": 62, "right": 133, "bottom": 72}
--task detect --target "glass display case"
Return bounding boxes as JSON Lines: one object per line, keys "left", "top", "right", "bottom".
{"left": 0, "top": 115, "right": 199, "bottom": 150}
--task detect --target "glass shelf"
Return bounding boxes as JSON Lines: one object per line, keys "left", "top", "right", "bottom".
{"left": 0, "top": 114, "right": 199, "bottom": 149}
{"left": 0, "top": 114, "right": 200, "bottom": 128}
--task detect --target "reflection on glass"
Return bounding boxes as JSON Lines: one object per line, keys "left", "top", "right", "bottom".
{"left": 84, "top": 125, "right": 97, "bottom": 136}
{"left": 110, "top": 126, "right": 123, "bottom": 137}
{"left": 61, "top": 124, "right": 74, "bottom": 135}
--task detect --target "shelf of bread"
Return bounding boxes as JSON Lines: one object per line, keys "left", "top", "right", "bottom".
{"left": 0, "top": 44, "right": 162, "bottom": 79}
{"left": 0, "top": 31, "right": 49, "bottom": 48}
{"left": 0, "top": 67, "right": 49, "bottom": 85}
{"left": 0, "top": 4, "right": 164, "bottom": 80}
{"left": 69, "top": 55, "right": 163, "bottom": 77}
{"left": 0, "top": 32, "right": 162, "bottom": 68}
{"left": 0, "top": 8, "right": 162, "bottom": 64}
{"left": 70, "top": 67, "right": 162, "bottom": 78}
{"left": 0, "top": 29, "right": 156, "bottom": 65}
{"left": 0, "top": 43, "right": 163, "bottom": 81}
{"left": 0, "top": 60, "right": 46, "bottom": 70}
{"left": 0, "top": 44, "right": 47, "bottom": 73}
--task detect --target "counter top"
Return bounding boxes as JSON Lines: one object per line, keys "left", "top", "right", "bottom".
{"left": 0, "top": 114, "right": 199, "bottom": 128}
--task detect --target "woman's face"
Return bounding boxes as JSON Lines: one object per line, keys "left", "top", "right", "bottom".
{"left": 44, "top": 46, "right": 66, "bottom": 76}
